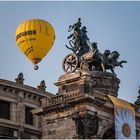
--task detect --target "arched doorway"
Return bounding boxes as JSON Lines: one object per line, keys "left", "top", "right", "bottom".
{"left": 102, "top": 127, "right": 115, "bottom": 139}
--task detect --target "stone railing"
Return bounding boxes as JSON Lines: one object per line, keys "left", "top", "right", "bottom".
{"left": 41, "top": 92, "right": 80, "bottom": 107}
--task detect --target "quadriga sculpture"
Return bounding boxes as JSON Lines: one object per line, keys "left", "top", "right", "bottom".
{"left": 62, "top": 18, "right": 127, "bottom": 75}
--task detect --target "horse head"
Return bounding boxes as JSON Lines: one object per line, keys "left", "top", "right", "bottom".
{"left": 109, "top": 51, "right": 120, "bottom": 60}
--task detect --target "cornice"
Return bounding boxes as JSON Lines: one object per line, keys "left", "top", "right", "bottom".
{"left": 0, "top": 79, "right": 54, "bottom": 98}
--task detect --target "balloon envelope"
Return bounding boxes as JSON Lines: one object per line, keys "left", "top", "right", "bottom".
{"left": 15, "top": 19, "right": 55, "bottom": 67}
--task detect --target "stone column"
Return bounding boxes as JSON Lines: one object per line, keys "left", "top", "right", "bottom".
{"left": 33, "top": 115, "right": 38, "bottom": 128}
{"left": 10, "top": 102, "right": 17, "bottom": 122}
{"left": 17, "top": 91, "right": 25, "bottom": 139}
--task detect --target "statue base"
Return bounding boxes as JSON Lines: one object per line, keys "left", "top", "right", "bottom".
{"left": 40, "top": 70, "right": 120, "bottom": 139}
{"left": 55, "top": 70, "right": 120, "bottom": 97}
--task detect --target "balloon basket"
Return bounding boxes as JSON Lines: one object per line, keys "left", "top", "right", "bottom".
{"left": 34, "top": 64, "right": 39, "bottom": 70}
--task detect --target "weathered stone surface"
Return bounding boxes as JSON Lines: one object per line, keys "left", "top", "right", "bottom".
{"left": 55, "top": 71, "right": 120, "bottom": 97}
{"left": 42, "top": 116, "right": 76, "bottom": 139}
{"left": 40, "top": 72, "right": 140, "bottom": 139}
{"left": 2, "top": 70, "right": 139, "bottom": 139}
{"left": 0, "top": 78, "right": 53, "bottom": 139}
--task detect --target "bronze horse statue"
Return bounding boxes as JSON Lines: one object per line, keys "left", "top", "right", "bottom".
{"left": 104, "top": 51, "right": 127, "bottom": 74}
{"left": 81, "top": 47, "right": 127, "bottom": 74}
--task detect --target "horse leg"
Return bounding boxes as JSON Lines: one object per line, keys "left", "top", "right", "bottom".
{"left": 119, "top": 60, "right": 127, "bottom": 68}
{"left": 110, "top": 67, "right": 115, "bottom": 74}
{"left": 101, "top": 63, "right": 106, "bottom": 72}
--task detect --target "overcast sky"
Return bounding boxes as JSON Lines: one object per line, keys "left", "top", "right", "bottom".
{"left": 0, "top": 1, "right": 140, "bottom": 103}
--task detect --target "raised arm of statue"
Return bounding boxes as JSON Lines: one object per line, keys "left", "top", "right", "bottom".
{"left": 68, "top": 17, "right": 82, "bottom": 32}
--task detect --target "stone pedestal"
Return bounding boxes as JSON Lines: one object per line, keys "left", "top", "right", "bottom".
{"left": 31, "top": 71, "right": 140, "bottom": 139}
{"left": 40, "top": 71, "right": 120, "bottom": 139}
{"left": 55, "top": 71, "right": 120, "bottom": 97}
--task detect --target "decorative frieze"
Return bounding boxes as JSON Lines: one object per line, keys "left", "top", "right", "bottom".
{"left": 55, "top": 71, "right": 120, "bottom": 97}
{"left": 0, "top": 86, "right": 18, "bottom": 100}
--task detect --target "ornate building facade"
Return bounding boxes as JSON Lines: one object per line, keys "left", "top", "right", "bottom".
{"left": 0, "top": 73, "right": 54, "bottom": 139}
{"left": 0, "top": 72, "right": 140, "bottom": 139}
{"left": 33, "top": 71, "right": 140, "bottom": 139}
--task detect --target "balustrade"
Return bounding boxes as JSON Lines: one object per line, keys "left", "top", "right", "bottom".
{"left": 42, "top": 92, "right": 80, "bottom": 107}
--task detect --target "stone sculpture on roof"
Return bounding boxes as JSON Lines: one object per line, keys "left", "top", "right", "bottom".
{"left": 15, "top": 72, "right": 24, "bottom": 84}
{"left": 62, "top": 18, "right": 127, "bottom": 75}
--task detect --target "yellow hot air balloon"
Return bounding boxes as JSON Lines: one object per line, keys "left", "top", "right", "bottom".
{"left": 15, "top": 19, "right": 55, "bottom": 70}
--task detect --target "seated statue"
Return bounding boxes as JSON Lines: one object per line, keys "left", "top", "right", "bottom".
{"left": 15, "top": 72, "right": 24, "bottom": 84}
{"left": 81, "top": 42, "right": 105, "bottom": 72}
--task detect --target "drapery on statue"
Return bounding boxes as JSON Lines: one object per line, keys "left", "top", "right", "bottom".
{"left": 62, "top": 18, "right": 127, "bottom": 74}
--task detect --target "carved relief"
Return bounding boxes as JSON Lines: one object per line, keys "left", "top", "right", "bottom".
{"left": 62, "top": 83, "right": 79, "bottom": 93}
{"left": 72, "top": 112, "right": 99, "bottom": 139}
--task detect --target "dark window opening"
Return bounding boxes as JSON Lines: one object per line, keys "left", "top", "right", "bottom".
{"left": 0, "top": 126, "right": 16, "bottom": 139}
{"left": 0, "top": 100, "right": 10, "bottom": 120}
{"left": 25, "top": 106, "right": 33, "bottom": 125}
{"left": 23, "top": 132, "right": 31, "bottom": 139}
